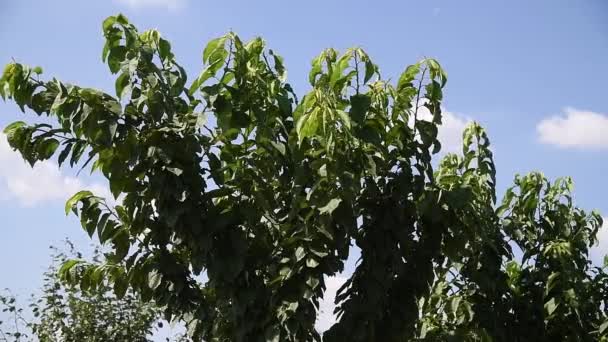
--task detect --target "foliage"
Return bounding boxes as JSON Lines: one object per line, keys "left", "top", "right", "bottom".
{"left": 0, "top": 291, "right": 28, "bottom": 341}
{"left": 0, "top": 241, "right": 187, "bottom": 342}
{"left": 1, "top": 13, "right": 607, "bottom": 341}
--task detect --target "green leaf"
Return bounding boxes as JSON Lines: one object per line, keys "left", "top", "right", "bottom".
{"left": 115, "top": 72, "right": 130, "bottom": 99}
{"left": 69, "top": 141, "right": 87, "bottom": 167}
{"left": 158, "top": 37, "right": 173, "bottom": 62}
{"left": 58, "top": 259, "right": 82, "bottom": 281}
{"left": 65, "top": 190, "right": 93, "bottom": 216}
{"left": 349, "top": 94, "right": 371, "bottom": 125}
{"left": 545, "top": 272, "right": 560, "bottom": 296}
{"left": 425, "top": 58, "right": 447, "bottom": 86}
{"left": 3, "top": 121, "right": 26, "bottom": 135}
{"left": 57, "top": 143, "right": 73, "bottom": 167}
{"left": 296, "top": 108, "right": 320, "bottom": 143}
{"left": 270, "top": 49, "right": 286, "bottom": 82}
{"left": 112, "top": 229, "right": 130, "bottom": 261}
{"left": 214, "top": 95, "right": 233, "bottom": 131}
{"left": 166, "top": 166, "right": 183, "bottom": 176}
{"left": 188, "top": 75, "right": 203, "bottom": 96}
{"left": 295, "top": 246, "right": 306, "bottom": 262}
{"left": 96, "top": 213, "right": 111, "bottom": 242}
{"left": 417, "top": 120, "right": 438, "bottom": 148}
{"left": 202, "top": 36, "right": 227, "bottom": 64}
{"left": 115, "top": 205, "right": 130, "bottom": 224}
{"left": 148, "top": 270, "right": 162, "bottom": 290}
{"left": 318, "top": 164, "right": 327, "bottom": 177}
{"left": 102, "top": 15, "right": 117, "bottom": 33}
{"left": 600, "top": 320, "right": 608, "bottom": 334}
{"left": 330, "top": 53, "right": 350, "bottom": 87}
{"left": 544, "top": 297, "right": 558, "bottom": 316}
{"left": 424, "top": 80, "right": 443, "bottom": 102}
{"left": 269, "top": 141, "right": 286, "bottom": 156}
{"left": 36, "top": 138, "right": 60, "bottom": 160}
{"left": 306, "top": 258, "right": 319, "bottom": 268}
{"left": 397, "top": 63, "right": 420, "bottom": 89}
{"left": 113, "top": 276, "right": 128, "bottom": 299}
{"left": 309, "top": 55, "right": 323, "bottom": 85}
{"left": 363, "top": 59, "right": 376, "bottom": 84}
{"left": 336, "top": 110, "right": 351, "bottom": 129}
{"left": 450, "top": 296, "right": 462, "bottom": 315}
{"left": 189, "top": 55, "right": 226, "bottom": 95}
{"left": 208, "top": 152, "right": 224, "bottom": 185}
{"left": 100, "top": 221, "right": 118, "bottom": 245}
{"left": 245, "top": 37, "right": 265, "bottom": 56}
{"left": 306, "top": 276, "right": 320, "bottom": 290}
{"left": 107, "top": 46, "right": 127, "bottom": 74}
{"left": 319, "top": 198, "right": 342, "bottom": 215}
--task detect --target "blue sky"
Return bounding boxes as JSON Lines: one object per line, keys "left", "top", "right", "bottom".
{"left": 0, "top": 0, "right": 607, "bottom": 333}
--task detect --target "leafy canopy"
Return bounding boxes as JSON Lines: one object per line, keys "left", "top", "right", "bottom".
{"left": 0, "top": 240, "right": 187, "bottom": 342}
{"left": 1, "top": 14, "right": 607, "bottom": 341}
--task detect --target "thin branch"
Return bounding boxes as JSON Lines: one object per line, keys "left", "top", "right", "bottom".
{"left": 12, "top": 309, "right": 19, "bottom": 340}
{"left": 29, "top": 76, "right": 48, "bottom": 89}
{"left": 34, "top": 128, "right": 72, "bottom": 141}
{"left": 0, "top": 329, "right": 9, "bottom": 342}
{"left": 354, "top": 51, "right": 360, "bottom": 94}
{"left": 219, "top": 38, "right": 235, "bottom": 84}
{"left": 262, "top": 52, "right": 277, "bottom": 79}
{"left": 412, "top": 66, "right": 428, "bottom": 139}
{"left": 201, "top": 124, "right": 216, "bottom": 139}
{"left": 99, "top": 200, "right": 120, "bottom": 222}
{"left": 76, "top": 153, "right": 96, "bottom": 176}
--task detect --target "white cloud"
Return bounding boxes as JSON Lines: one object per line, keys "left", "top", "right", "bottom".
{"left": 591, "top": 217, "right": 608, "bottom": 266}
{"left": 115, "top": 0, "right": 187, "bottom": 11}
{"left": 316, "top": 275, "right": 347, "bottom": 332}
{"left": 0, "top": 133, "right": 110, "bottom": 207}
{"left": 437, "top": 111, "right": 470, "bottom": 153}
{"left": 416, "top": 105, "right": 471, "bottom": 154}
{"left": 537, "top": 108, "right": 608, "bottom": 149}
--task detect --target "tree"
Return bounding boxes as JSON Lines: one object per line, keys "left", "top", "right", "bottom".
{"left": 0, "top": 240, "right": 188, "bottom": 341}
{"left": 1, "top": 13, "right": 606, "bottom": 341}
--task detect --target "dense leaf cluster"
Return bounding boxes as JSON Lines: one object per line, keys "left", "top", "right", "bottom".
{"left": 0, "top": 241, "right": 165, "bottom": 342}
{"left": 1, "top": 14, "right": 607, "bottom": 341}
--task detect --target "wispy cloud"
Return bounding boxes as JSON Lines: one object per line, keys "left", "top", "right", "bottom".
{"left": 0, "top": 133, "right": 110, "bottom": 207}
{"left": 537, "top": 108, "right": 608, "bottom": 149}
{"left": 114, "top": 0, "right": 187, "bottom": 11}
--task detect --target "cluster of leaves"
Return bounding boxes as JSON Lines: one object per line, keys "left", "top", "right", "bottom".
{"left": 0, "top": 240, "right": 189, "bottom": 342}
{"left": 1, "top": 14, "right": 607, "bottom": 341}
{"left": 0, "top": 291, "right": 28, "bottom": 341}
